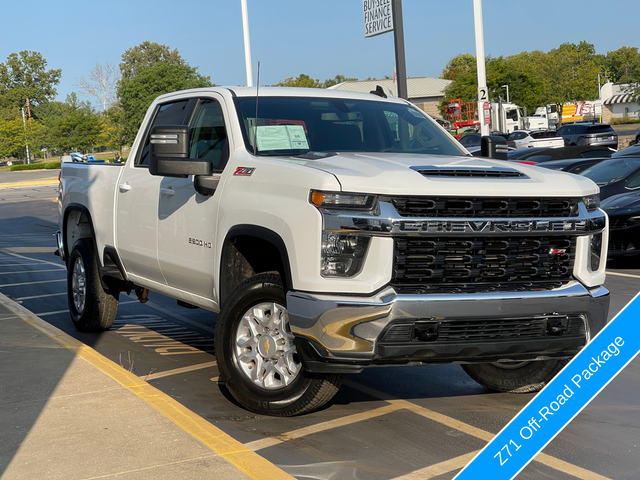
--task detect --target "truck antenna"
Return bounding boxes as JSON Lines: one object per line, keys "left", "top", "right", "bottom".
{"left": 253, "top": 61, "right": 260, "bottom": 156}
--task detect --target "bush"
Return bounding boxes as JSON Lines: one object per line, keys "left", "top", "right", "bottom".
{"left": 10, "top": 161, "right": 60, "bottom": 172}
{"left": 610, "top": 118, "right": 640, "bottom": 125}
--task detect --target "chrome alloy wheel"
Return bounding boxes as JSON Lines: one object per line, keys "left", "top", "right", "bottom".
{"left": 233, "top": 301, "right": 300, "bottom": 390}
{"left": 71, "top": 256, "right": 87, "bottom": 314}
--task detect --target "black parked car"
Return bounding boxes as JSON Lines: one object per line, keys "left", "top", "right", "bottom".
{"left": 579, "top": 156, "right": 640, "bottom": 199}
{"left": 556, "top": 123, "right": 618, "bottom": 149}
{"left": 507, "top": 145, "right": 615, "bottom": 165}
{"left": 535, "top": 157, "right": 608, "bottom": 175}
{"left": 612, "top": 143, "right": 640, "bottom": 157}
{"left": 600, "top": 191, "right": 640, "bottom": 256}
{"left": 458, "top": 133, "right": 514, "bottom": 149}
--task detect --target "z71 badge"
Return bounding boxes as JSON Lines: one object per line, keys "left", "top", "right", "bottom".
{"left": 234, "top": 167, "right": 255, "bottom": 176}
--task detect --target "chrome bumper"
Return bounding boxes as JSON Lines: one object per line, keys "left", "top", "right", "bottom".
{"left": 288, "top": 281, "right": 610, "bottom": 372}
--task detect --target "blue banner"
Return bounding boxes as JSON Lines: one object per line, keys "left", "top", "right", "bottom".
{"left": 455, "top": 292, "right": 640, "bottom": 480}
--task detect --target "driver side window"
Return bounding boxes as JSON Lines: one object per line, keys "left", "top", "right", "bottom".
{"left": 189, "top": 99, "right": 228, "bottom": 171}
{"left": 627, "top": 174, "right": 640, "bottom": 189}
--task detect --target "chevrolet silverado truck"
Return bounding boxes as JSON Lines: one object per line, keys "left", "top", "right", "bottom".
{"left": 57, "top": 86, "right": 610, "bottom": 416}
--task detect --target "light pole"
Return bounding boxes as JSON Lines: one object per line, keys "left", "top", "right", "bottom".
{"left": 501, "top": 84, "right": 510, "bottom": 103}
{"left": 21, "top": 107, "right": 31, "bottom": 164}
{"left": 473, "top": 0, "right": 489, "bottom": 136}
{"left": 241, "top": 0, "right": 253, "bottom": 87}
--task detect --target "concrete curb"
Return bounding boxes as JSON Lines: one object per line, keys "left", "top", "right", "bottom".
{"left": 0, "top": 291, "right": 294, "bottom": 480}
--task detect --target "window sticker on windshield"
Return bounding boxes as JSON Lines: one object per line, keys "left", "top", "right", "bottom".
{"left": 256, "top": 125, "right": 309, "bottom": 151}
{"left": 407, "top": 108, "right": 424, "bottom": 118}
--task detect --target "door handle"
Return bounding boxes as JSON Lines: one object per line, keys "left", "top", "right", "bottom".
{"left": 160, "top": 187, "right": 175, "bottom": 197}
{"left": 118, "top": 183, "right": 131, "bottom": 192}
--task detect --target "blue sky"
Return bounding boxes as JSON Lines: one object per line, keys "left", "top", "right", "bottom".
{"left": 2, "top": 0, "right": 638, "bottom": 107}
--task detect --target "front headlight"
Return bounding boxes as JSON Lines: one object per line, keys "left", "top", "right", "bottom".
{"left": 583, "top": 194, "right": 600, "bottom": 212}
{"left": 310, "top": 190, "right": 376, "bottom": 210}
{"left": 321, "top": 232, "right": 370, "bottom": 277}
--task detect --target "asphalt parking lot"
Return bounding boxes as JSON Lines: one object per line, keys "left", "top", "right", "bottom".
{"left": 1, "top": 175, "right": 639, "bottom": 479}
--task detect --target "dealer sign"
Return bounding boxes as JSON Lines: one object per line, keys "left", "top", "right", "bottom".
{"left": 363, "top": 0, "right": 393, "bottom": 38}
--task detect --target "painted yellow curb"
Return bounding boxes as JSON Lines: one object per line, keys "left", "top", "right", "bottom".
{"left": 0, "top": 291, "right": 294, "bottom": 480}
{"left": 0, "top": 178, "right": 59, "bottom": 188}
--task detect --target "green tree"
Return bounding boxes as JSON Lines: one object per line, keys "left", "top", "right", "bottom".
{"left": 323, "top": 74, "right": 358, "bottom": 88}
{"left": 275, "top": 74, "right": 322, "bottom": 88}
{"left": 0, "top": 51, "right": 61, "bottom": 110}
{"left": 539, "top": 42, "right": 602, "bottom": 122}
{"left": 439, "top": 54, "right": 478, "bottom": 115}
{"left": 440, "top": 54, "right": 476, "bottom": 81}
{"left": 117, "top": 63, "right": 212, "bottom": 143}
{"left": 45, "top": 93, "right": 103, "bottom": 153}
{"left": 119, "top": 41, "right": 184, "bottom": 83}
{"left": 605, "top": 46, "right": 640, "bottom": 85}
{"left": 0, "top": 118, "right": 28, "bottom": 159}
{"left": 101, "top": 106, "right": 127, "bottom": 154}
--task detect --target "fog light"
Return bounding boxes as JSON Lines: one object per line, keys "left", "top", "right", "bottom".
{"left": 321, "top": 232, "right": 370, "bottom": 277}
{"left": 589, "top": 232, "right": 603, "bottom": 272}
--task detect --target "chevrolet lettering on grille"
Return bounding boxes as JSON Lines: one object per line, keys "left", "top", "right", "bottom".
{"left": 399, "top": 219, "right": 589, "bottom": 234}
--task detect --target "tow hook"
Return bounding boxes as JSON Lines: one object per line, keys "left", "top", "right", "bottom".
{"left": 135, "top": 287, "right": 149, "bottom": 303}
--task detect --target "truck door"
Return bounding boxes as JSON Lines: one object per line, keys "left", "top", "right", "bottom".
{"left": 157, "top": 96, "right": 229, "bottom": 302}
{"left": 115, "top": 99, "right": 194, "bottom": 285}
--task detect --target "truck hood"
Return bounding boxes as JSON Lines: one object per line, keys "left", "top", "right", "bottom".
{"left": 285, "top": 152, "right": 599, "bottom": 197}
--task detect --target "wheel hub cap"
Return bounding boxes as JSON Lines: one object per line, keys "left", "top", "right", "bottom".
{"left": 234, "top": 301, "right": 301, "bottom": 390}
{"left": 71, "top": 257, "right": 86, "bottom": 314}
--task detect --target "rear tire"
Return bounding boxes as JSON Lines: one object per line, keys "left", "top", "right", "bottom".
{"left": 462, "top": 359, "right": 568, "bottom": 394}
{"left": 215, "top": 273, "right": 343, "bottom": 416}
{"left": 67, "top": 238, "right": 119, "bottom": 332}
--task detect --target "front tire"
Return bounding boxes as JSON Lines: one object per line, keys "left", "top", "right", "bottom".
{"left": 462, "top": 359, "right": 568, "bottom": 394}
{"left": 215, "top": 273, "right": 343, "bottom": 416}
{"left": 67, "top": 238, "right": 119, "bottom": 332}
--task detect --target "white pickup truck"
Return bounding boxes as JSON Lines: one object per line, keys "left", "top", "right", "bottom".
{"left": 57, "top": 86, "right": 610, "bottom": 416}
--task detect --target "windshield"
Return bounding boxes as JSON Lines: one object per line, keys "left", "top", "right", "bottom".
{"left": 233, "top": 96, "right": 467, "bottom": 157}
{"left": 580, "top": 158, "right": 640, "bottom": 185}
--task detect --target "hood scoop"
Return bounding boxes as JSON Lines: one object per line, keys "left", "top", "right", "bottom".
{"left": 411, "top": 165, "right": 527, "bottom": 178}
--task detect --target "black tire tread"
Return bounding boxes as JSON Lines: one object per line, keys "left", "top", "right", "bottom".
{"left": 68, "top": 238, "right": 118, "bottom": 332}
{"left": 216, "top": 273, "right": 344, "bottom": 416}
{"left": 462, "top": 359, "right": 567, "bottom": 394}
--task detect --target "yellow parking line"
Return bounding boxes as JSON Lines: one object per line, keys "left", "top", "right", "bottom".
{"left": 1, "top": 247, "right": 58, "bottom": 253}
{"left": 607, "top": 271, "right": 640, "bottom": 279}
{"left": 535, "top": 453, "right": 612, "bottom": 480}
{"left": 391, "top": 450, "right": 480, "bottom": 480}
{"left": 0, "top": 178, "right": 59, "bottom": 188}
{"left": 245, "top": 403, "right": 403, "bottom": 451}
{"left": 145, "top": 361, "right": 218, "bottom": 381}
{"left": 344, "top": 380, "right": 612, "bottom": 480}
{"left": 0, "top": 292, "right": 294, "bottom": 480}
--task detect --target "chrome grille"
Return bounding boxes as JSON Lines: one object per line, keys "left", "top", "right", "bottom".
{"left": 388, "top": 196, "right": 580, "bottom": 218}
{"left": 393, "top": 236, "right": 576, "bottom": 289}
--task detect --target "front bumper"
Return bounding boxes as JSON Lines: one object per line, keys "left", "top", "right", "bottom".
{"left": 288, "top": 281, "right": 610, "bottom": 373}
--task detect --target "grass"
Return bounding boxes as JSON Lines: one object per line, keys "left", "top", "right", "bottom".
{"left": 10, "top": 162, "right": 61, "bottom": 172}
{"left": 610, "top": 118, "right": 640, "bottom": 125}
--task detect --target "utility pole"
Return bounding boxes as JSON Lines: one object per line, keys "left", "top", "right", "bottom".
{"left": 391, "top": 0, "right": 408, "bottom": 100}
{"left": 21, "top": 107, "right": 31, "bottom": 164}
{"left": 473, "top": 0, "right": 490, "bottom": 136}
{"left": 241, "top": 0, "right": 253, "bottom": 87}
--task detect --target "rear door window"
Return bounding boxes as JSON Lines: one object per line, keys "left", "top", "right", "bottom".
{"left": 587, "top": 125, "right": 614, "bottom": 134}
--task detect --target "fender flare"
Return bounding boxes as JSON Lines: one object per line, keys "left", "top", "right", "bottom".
{"left": 221, "top": 225, "right": 294, "bottom": 296}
